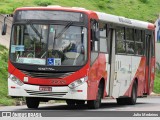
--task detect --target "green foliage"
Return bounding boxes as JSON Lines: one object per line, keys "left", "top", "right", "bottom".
{"left": 154, "top": 70, "right": 160, "bottom": 94}
{"left": 139, "top": 0, "right": 149, "bottom": 3}
{"left": 34, "top": 0, "right": 52, "bottom": 6}
{"left": 0, "top": 0, "right": 159, "bottom": 22}
{"left": 0, "top": 45, "right": 8, "bottom": 73}
{"left": 97, "top": 1, "right": 106, "bottom": 10}
{"left": 0, "top": 45, "right": 15, "bottom": 106}
{"left": 0, "top": 0, "right": 160, "bottom": 105}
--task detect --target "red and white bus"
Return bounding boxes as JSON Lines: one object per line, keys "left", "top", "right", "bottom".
{"left": 2, "top": 6, "right": 155, "bottom": 109}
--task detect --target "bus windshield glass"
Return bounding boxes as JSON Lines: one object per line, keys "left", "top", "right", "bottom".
{"left": 10, "top": 23, "right": 87, "bottom": 66}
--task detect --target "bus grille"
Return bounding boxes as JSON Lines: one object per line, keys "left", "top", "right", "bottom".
{"left": 25, "top": 90, "right": 67, "bottom": 97}
{"left": 21, "top": 70, "right": 74, "bottom": 78}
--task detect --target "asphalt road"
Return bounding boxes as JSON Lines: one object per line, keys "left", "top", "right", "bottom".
{"left": 0, "top": 96, "right": 160, "bottom": 111}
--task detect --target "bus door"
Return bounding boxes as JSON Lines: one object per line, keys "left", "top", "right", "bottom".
{"left": 145, "top": 31, "right": 155, "bottom": 95}
{"left": 107, "top": 27, "right": 118, "bottom": 97}
{"left": 108, "top": 27, "right": 132, "bottom": 98}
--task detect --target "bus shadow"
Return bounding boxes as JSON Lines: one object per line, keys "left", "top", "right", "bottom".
{"left": 20, "top": 102, "right": 149, "bottom": 111}
{"left": 100, "top": 102, "right": 148, "bottom": 110}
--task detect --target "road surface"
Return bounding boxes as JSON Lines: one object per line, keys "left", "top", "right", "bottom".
{"left": 0, "top": 96, "right": 160, "bottom": 111}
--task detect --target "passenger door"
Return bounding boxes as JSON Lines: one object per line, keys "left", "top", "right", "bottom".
{"left": 109, "top": 27, "right": 132, "bottom": 98}
{"left": 145, "top": 31, "right": 155, "bottom": 95}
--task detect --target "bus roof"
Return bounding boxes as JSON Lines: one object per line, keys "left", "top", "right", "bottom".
{"left": 15, "top": 6, "right": 94, "bottom": 15}
{"left": 96, "top": 12, "right": 155, "bottom": 30}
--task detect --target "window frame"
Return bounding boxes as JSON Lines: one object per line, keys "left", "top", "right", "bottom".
{"left": 99, "top": 21, "right": 109, "bottom": 53}
{"left": 116, "top": 26, "right": 126, "bottom": 54}
{"left": 115, "top": 25, "right": 145, "bottom": 56}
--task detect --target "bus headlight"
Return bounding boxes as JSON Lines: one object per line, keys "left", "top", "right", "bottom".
{"left": 68, "top": 76, "right": 88, "bottom": 89}
{"left": 9, "top": 74, "right": 24, "bottom": 86}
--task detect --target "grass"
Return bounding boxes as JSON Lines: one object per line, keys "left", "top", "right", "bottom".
{"left": 154, "top": 71, "right": 160, "bottom": 94}
{"left": 0, "top": 45, "right": 15, "bottom": 105}
{"left": 0, "top": 0, "right": 160, "bottom": 105}
{"left": 0, "top": 0, "right": 159, "bottom": 22}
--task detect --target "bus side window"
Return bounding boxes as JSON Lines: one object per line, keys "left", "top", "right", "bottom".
{"left": 151, "top": 32, "right": 155, "bottom": 57}
{"left": 116, "top": 27, "right": 125, "bottom": 54}
{"left": 90, "top": 19, "right": 99, "bottom": 52}
{"left": 126, "top": 28, "right": 134, "bottom": 54}
{"left": 99, "top": 22, "right": 108, "bottom": 53}
{"left": 135, "top": 30, "right": 144, "bottom": 55}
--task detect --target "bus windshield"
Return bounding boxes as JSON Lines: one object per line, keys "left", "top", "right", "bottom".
{"left": 10, "top": 23, "right": 87, "bottom": 66}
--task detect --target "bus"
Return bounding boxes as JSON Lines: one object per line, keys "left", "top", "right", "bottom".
{"left": 1, "top": 6, "right": 155, "bottom": 109}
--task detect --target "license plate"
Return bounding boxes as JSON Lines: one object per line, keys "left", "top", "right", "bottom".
{"left": 39, "top": 86, "right": 52, "bottom": 91}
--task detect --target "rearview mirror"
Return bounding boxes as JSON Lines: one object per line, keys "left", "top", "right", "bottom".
{"left": 1, "top": 23, "right": 7, "bottom": 35}
{"left": 1, "top": 14, "right": 13, "bottom": 36}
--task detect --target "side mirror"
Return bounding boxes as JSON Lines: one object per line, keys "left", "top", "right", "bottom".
{"left": 1, "top": 14, "right": 13, "bottom": 36}
{"left": 1, "top": 23, "right": 7, "bottom": 35}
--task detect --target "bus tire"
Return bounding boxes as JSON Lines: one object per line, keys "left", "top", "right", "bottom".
{"left": 127, "top": 81, "right": 137, "bottom": 105}
{"left": 75, "top": 100, "right": 85, "bottom": 106}
{"left": 26, "top": 97, "right": 40, "bottom": 108}
{"left": 87, "top": 83, "right": 103, "bottom": 109}
{"left": 116, "top": 98, "right": 126, "bottom": 105}
{"left": 66, "top": 100, "right": 76, "bottom": 107}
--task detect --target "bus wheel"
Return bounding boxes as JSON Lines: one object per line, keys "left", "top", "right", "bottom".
{"left": 116, "top": 98, "right": 126, "bottom": 105}
{"left": 87, "top": 83, "right": 103, "bottom": 109}
{"left": 127, "top": 81, "right": 137, "bottom": 105}
{"left": 66, "top": 100, "right": 76, "bottom": 107}
{"left": 75, "top": 100, "right": 85, "bottom": 106}
{"left": 26, "top": 97, "right": 40, "bottom": 108}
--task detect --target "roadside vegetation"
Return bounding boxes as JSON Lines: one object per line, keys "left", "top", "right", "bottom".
{"left": 154, "top": 68, "right": 160, "bottom": 94}
{"left": 0, "top": 0, "right": 160, "bottom": 105}
{"left": 0, "top": 45, "right": 15, "bottom": 105}
{"left": 0, "top": 0, "right": 160, "bottom": 22}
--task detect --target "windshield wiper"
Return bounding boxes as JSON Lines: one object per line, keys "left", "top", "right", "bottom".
{"left": 26, "top": 20, "right": 43, "bottom": 39}
{"left": 55, "top": 21, "right": 73, "bottom": 39}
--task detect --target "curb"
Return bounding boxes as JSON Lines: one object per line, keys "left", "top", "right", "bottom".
{"left": 15, "top": 101, "right": 26, "bottom": 106}
{"left": 150, "top": 92, "right": 160, "bottom": 96}
{"left": 0, "top": 104, "right": 5, "bottom": 107}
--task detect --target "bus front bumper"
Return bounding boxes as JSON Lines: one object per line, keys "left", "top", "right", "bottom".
{"left": 8, "top": 78, "right": 88, "bottom": 100}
